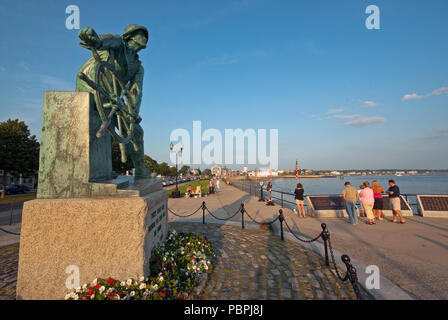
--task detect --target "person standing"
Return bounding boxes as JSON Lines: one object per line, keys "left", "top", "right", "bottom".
{"left": 216, "top": 179, "right": 220, "bottom": 191}
{"left": 372, "top": 180, "right": 384, "bottom": 220}
{"left": 360, "top": 181, "right": 375, "bottom": 225}
{"left": 387, "top": 180, "right": 405, "bottom": 224}
{"left": 266, "top": 182, "right": 274, "bottom": 205}
{"left": 358, "top": 185, "right": 366, "bottom": 217}
{"left": 342, "top": 182, "right": 359, "bottom": 225}
{"left": 294, "top": 183, "right": 306, "bottom": 218}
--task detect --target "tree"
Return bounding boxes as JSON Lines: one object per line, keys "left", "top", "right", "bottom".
{"left": 159, "top": 162, "right": 169, "bottom": 177}
{"left": 0, "top": 119, "right": 40, "bottom": 185}
{"left": 112, "top": 139, "right": 134, "bottom": 175}
{"left": 203, "top": 169, "right": 212, "bottom": 177}
{"left": 144, "top": 155, "right": 159, "bottom": 174}
{"left": 179, "top": 165, "right": 190, "bottom": 176}
{"left": 168, "top": 166, "right": 177, "bottom": 177}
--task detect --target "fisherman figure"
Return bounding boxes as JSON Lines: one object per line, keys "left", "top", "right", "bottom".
{"left": 76, "top": 24, "right": 151, "bottom": 179}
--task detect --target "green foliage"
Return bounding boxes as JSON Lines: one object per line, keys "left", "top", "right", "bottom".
{"left": 111, "top": 139, "right": 134, "bottom": 175}
{"left": 144, "top": 155, "right": 159, "bottom": 174}
{"left": 0, "top": 119, "right": 40, "bottom": 180}
{"left": 179, "top": 165, "right": 190, "bottom": 176}
{"left": 203, "top": 169, "right": 212, "bottom": 177}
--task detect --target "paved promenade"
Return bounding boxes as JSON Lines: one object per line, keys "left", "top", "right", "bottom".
{"left": 170, "top": 222, "right": 363, "bottom": 300}
{"left": 168, "top": 182, "right": 448, "bottom": 300}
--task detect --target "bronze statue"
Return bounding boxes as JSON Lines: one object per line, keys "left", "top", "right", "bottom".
{"left": 76, "top": 24, "right": 151, "bottom": 179}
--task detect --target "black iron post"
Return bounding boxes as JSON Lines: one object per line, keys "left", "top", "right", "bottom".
{"left": 321, "top": 223, "right": 330, "bottom": 266}
{"left": 202, "top": 201, "right": 206, "bottom": 225}
{"left": 9, "top": 202, "right": 14, "bottom": 226}
{"left": 279, "top": 209, "right": 284, "bottom": 241}
{"left": 241, "top": 203, "right": 245, "bottom": 229}
{"left": 341, "top": 254, "right": 362, "bottom": 300}
{"left": 258, "top": 184, "right": 264, "bottom": 201}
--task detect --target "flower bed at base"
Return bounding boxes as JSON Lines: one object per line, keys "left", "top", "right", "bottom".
{"left": 65, "top": 230, "right": 215, "bottom": 300}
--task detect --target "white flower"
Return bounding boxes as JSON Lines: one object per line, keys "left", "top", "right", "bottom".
{"left": 90, "top": 293, "right": 95, "bottom": 300}
{"left": 64, "top": 293, "right": 71, "bottom": 300}
{"left": 92, "top": 278, "right": 98, "bottom": 285}
{"left": 152, "top": 284, "right": 158, "bottom": 291}
{"left": 158, "top": 276, "right": 164, "bottom": 282}
{"left": 82, "top": 284, "right": 88, "bottom": 290}
{"left": 139, "top": 276, "right": 145, "bottom": 282}
{"left": 120, "top": 281, "right": 125, "bottom": 286}
{"left": 76, "top": 287, "right": 81, "bottom": 293}
{"left": 126, "top": 279, "right": 133, "bottom": 286}
{"left": 139, "top": 283, "right": 146, "bottom": 290}
{"left": 99, "top": 286, "right": 105, "bottom": 294}
{"left": 130, "top": 291, "right": 135, "bottom": 297}
{"left": 115, "top": 294, "right": 121, "bottom": 300}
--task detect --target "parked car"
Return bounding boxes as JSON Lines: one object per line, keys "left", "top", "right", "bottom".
{"left": 5, "top": 184, "right": 29, "bottom": 195}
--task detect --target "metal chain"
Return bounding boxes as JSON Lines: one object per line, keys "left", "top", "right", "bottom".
{"left": 0, "top": 227, "right": 20, "bottom": 236}
{"left": 283, "top": 218, "right": 323, "bottom": 243}
{"left": 327, "top": 237, "right": 349, "bottom": 282}
{"left": 205, "top": 205, "right": 241, "bottom": 221}
{"left": 168, "top": 205, "right": 202, "bottom": 218}
{"left": 243, "top": 208, "right": 279, "bottom": 225}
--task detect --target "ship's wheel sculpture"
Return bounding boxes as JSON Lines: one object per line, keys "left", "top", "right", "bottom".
{"left": 77, "top": 45, "right": 139, "bottom": 163}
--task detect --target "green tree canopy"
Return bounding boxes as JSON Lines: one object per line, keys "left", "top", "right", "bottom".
{"left": 144, "top": 155, "right": 159, "bottom": 174}
{"left": 112, "top": 139, "right": 134, "bottom": 175}
{"left": 203, "top": 169, "right": 212, "bottom": 177}
{"left": 159, "top": 162, "right": 169, "bottom": 177}
{"left": 179, "top": 165, "right": 190, "bottom": 176}
{"left": 0, "top": 119, "right": 40, "bottom": 181}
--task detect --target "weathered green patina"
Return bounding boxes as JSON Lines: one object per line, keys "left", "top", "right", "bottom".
{"left": 76, "top": 24, "right": 151, "bottom": 180}
{"left": 36, "top": 24, "right": 158, "bottom": 198}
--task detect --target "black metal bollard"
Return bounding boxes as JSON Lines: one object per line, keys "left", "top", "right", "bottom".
{"left": 202, "top": 201, "right": 206, "bottom": 225}
{"left": 321, "top": 223, "right": 330, "bottom": 266}
{"left": 9, "top": 202, "right": 14, "bottom": 226}
{"left": 341, "top": 254, "right": 362, "bottom": 300}
{"left": 241, "top": 203, "right": 245, "bottom": 229}
{"left": 258, "top": 185, "right": 264, "bottom": 202}
{"left": 279, "top": 209, "right": 284, "bottom": 241}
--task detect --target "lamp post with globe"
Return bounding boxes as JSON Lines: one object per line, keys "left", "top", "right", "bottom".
{"left": 170, "top": 142, "right": 183, "bottom": 198}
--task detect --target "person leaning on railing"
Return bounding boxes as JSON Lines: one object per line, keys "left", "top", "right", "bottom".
{"left": 387, "top": 180, "right": 406, "bottom": 224}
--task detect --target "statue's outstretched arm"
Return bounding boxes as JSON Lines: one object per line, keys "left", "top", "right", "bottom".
{"left": 79, "top": 27, "right": 122, "bottom": 50}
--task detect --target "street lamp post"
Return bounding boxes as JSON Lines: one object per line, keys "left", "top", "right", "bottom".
{"left": 170, "top": 142, "right": 183, "bottom": 198}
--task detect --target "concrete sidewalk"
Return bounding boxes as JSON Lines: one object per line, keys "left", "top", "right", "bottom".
{"left": 168, "top": 181, "right": 448, "bottom": 300}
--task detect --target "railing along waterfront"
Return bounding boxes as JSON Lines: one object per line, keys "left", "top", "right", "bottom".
{"left": 229, "top": 180, "right": 445, "bottom": 214}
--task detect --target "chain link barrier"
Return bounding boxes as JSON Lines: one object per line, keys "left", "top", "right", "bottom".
{"left": 168, "top": 205, "right": 202, "bottom": 218}
{"left": 168, "top": 199, "right": 362, "bottom": 299}
{"left": 0, "top": 227, "right": 20, "bottom": 235}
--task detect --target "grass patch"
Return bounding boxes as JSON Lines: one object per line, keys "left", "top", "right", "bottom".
{"left": 167, "top": 179, "right": 210, "bottom": 197}
{"left": 0, "top": 194, "right": 36, "bottom": 204}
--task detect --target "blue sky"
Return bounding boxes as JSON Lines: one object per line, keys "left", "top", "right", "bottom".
{"left": 0, "top": 0, "right": 447, "bottom": 170}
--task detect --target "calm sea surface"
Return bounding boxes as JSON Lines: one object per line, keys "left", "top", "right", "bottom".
{"left": 270, "top": 174, "right": 448, "bottom": 196}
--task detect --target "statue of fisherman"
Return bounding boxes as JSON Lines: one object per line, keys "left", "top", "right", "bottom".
{"left": 76, "top": 24, "right": 151, "bottom": 179}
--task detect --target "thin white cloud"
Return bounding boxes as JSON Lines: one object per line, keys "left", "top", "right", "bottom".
{"left": 326, "top": 108, "right": 344, "bottom": 114}
{"left": 362, "top": 100, "right": 378, "bottom": 107}
{"left": 402, "top": 93, "right": 424, "bottom": 101}
{"left": 332, "top": 114, "right": 361, "bottom": 119}
{"left": 428, "top": 87, "right": 448, "bottom": 97}
{"left": 403, "top": 87, "right": 448, "bottom": 101}
{"left": 344, "top": 116, "right": 387, "bottom": 127}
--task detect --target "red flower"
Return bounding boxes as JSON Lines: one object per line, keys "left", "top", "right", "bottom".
{"left": 158, "top": 291, "right": 163, "bottom": 296}
{"left": 108, "top": 292, "right": 114, "bottom": 297}
{"left": 107, "top": 278, "right": 115, "bottom": 285}
{"left": 117, "top": 292, "right": 122, "bottom": 297}
{"left": 95, "top": 283, "right": 100, "bottom": 289}
{"left": 191, "top": 256, "right": 195, "bottom": 260}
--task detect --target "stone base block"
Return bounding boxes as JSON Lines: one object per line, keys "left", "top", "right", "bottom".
{"left": 16, "top": 189, "right": 167, "bottom": 300}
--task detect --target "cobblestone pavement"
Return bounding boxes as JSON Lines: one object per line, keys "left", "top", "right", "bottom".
{"left": 170, "top": 222, "right": 372, "bottom": 300}
{"left": 0, "top": 243, "right": 18, "bottom": 300}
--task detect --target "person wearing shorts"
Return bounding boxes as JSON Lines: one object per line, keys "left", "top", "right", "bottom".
{"left": 360, "top": 181, "right": 375, "bottom": 225}
{"left": 294, "top": 183, "right": 306, "bottom": 218}
{"left": 372, "top": 180, "right": 384, "bottom": 221}
{"left": 387, "top": 180, "right": 405, "bottom": 224}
